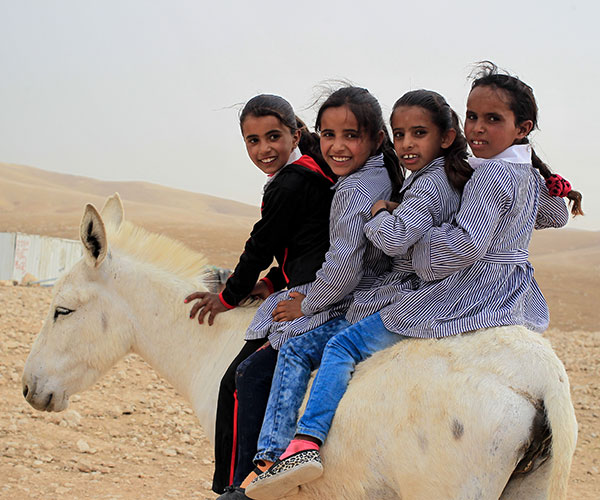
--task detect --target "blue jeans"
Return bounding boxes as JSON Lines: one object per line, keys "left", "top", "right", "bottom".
{"left": 254, "top": 313, "right": 407, "bottom": 461}
{"left": 297, "top": 313, "right": 406, "bottom": 443}
{"left": 254, "top": 317, "right": 351, "bottom": 463}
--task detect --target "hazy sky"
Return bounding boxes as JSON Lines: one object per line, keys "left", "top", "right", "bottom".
{"left": 2, "top": 0, "right": 598, "bottom": 230}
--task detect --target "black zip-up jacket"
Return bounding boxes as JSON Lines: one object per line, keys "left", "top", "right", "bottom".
{"left": 219, "top": 155, "right": 334, "bottom": 308}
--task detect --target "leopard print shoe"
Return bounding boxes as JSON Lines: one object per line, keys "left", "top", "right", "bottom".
{"left": 245, "top": 450, "right": 322, "bottom": 500}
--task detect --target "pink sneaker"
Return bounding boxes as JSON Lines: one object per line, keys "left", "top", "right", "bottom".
{"left": 245, "top": 450, "right": 322, "bottom": 500}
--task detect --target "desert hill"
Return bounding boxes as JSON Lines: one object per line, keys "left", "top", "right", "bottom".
{"left": 0, "top": 162, "right": 259, "bottom": 267}
{"left": 1, "top": 161, "right": 598, "bottom": 331}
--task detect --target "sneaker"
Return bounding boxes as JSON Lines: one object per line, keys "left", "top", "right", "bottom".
{"left": 245, "top": 450, "right": 322, "bottom": 500}
{"left": 217, "top": 485, "right": 251, "bottom": 499}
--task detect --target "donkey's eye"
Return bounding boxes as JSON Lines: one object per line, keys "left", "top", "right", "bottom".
{"left": 53, "top": 307, "right": 74, "bottom": 321}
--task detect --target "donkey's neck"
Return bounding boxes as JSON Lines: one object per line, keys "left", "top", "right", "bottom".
{"left": 116, "top": 258, "right": 251, "bottom": 440}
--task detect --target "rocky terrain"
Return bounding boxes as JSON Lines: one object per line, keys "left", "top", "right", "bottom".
{"left": 2, "top": 284, "right": 598, "bottom": 499}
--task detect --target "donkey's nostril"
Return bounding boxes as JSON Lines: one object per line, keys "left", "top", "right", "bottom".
{"left": 23, "top": 385, "right": 29, "bottom": 398}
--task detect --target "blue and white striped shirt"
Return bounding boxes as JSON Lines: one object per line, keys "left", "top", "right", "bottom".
{"left": 346, "top": 156, "right": 461, "bottom": 323}
{"left": 245, "top": 154, "right": 393, "bottom": 349}
{"left": 380, "top": 144, "right": 569, "bottom": 338}
{"left": 301, "top": 154, "right": 393, "bottom": 316}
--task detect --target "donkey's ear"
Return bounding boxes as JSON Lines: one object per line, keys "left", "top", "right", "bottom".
{"left": 100, "top": 192, "right": 124, "bottom": 231}
{"left": 80, "top": 204, "right": 108, "bottom": 268}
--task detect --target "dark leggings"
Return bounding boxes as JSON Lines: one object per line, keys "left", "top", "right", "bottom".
{"left": 212, "top": 339, "right": 278, "bottom": 493}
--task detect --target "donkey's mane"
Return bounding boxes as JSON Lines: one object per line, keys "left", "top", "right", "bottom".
{"left": 107, "top": 220, "right": 208, "bottom": 282}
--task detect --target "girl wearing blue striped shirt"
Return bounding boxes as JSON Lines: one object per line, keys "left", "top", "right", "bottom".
{"left": 231, "top": 87, "right": 403, "bottom": 496}
{"left": 245, "top": 90, "right": 474, "bottom": 500}
{"left": 398, "top": 63, "right": 583, "bottom": 339}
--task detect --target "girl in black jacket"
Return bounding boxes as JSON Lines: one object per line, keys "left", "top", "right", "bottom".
{"left": 185, "top": 94, "right": 335, "bottom": 498}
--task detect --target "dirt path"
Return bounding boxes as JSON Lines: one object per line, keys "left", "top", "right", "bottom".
{"left": 1, "top": 285, "right": 598, "bottom": 499}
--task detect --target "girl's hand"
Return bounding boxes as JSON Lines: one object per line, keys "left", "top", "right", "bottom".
{"left": 185, "top": 292, "right": 229, "bottom": 326}
{"left": 250, "top": 280, "right": 271, "bottom": 300}
{"left": 371, "top": 199, "right": 399, "bottom": 217}
{"left": 272, "top": 292, "right": 306, "bottom": 322}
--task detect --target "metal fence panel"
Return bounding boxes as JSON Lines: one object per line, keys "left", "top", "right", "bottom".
{"left": 0, "top": 233, "right": 17, "bottom": 280}
{"left": 0, "top": 233, "right": 82, "bottom": 284}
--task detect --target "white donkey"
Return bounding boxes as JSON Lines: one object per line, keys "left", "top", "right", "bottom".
{"left": 22, "top": 194, "right": 577, "bottom": 499}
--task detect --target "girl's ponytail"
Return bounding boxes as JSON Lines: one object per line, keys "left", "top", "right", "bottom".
{"left": 379, "top": 129, "right": 403, "bottom": 202}
{"left": 530, "top": 145, "right": 584, "bottom": 216}
{"left": 444, "top": 109, "right": 473, "bottom": 192}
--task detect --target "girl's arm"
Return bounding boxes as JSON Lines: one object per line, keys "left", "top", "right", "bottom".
{"left": 364, "top": 181, "right": 440, "bottom": 257}
{"left": 188, "top": 182, "right": 297, "bottom": 325}
{"left": 535, "top": 177, "right": 569, "bottom": 229}
{"left": 219, "top": 182, "right": 297, "bottom": 308}
{"left": 411, "top": 163, "right": 508, "bottom": 282}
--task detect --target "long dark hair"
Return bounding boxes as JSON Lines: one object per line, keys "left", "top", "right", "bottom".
{"left": 392, "top": 89, "right": 472, "bottom": 192}
{"left": 239, "top": 94, "right": 335, "bottom": 179}
{"left": 471, "top": 62, "right": 583, "bottom": 216}
{"left": 315, "top": 86, "right": 404, "bottom": 198}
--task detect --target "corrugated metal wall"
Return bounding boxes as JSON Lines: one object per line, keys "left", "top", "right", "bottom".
{"left": 0, "top": 233, "right": 16, "bottom": 280}
{"left": 0, "top": 232, "right": 82, "bottom": 283}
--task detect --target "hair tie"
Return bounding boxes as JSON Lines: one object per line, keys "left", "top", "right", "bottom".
{"left": 546, "top": 174, "right": 572, "bottom": 197}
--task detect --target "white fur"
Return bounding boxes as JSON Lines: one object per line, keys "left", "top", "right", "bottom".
{"left": 22, "top": 194, "right": 577, "bottom": 499}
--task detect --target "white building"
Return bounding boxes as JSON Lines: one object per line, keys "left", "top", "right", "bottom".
{"left": 0, "top": 232, "right": 82, "bottom": 285}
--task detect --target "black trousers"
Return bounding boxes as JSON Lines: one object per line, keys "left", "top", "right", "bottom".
{"left": 212, "top": 339, "right": 278, "bottom": 493}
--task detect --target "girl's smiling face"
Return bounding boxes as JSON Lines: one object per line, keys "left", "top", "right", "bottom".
{"left": 391, "top": 106, "right": 455, "bottom": 172}
{"left": 242, "top": 114, "right": 300, "bottom": 175}
{"left": 319, "top": 105, "right": 383, "bottom": 177}
{"left": 465, "top": 85, "right": 533, "bottom": 159}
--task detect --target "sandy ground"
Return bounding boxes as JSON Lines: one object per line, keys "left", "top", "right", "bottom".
{"left": 1, "top": 284, "right": 598, "bottom": 500}
{"left": 1, "top": 285, "right": 216, "bottom": 500}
